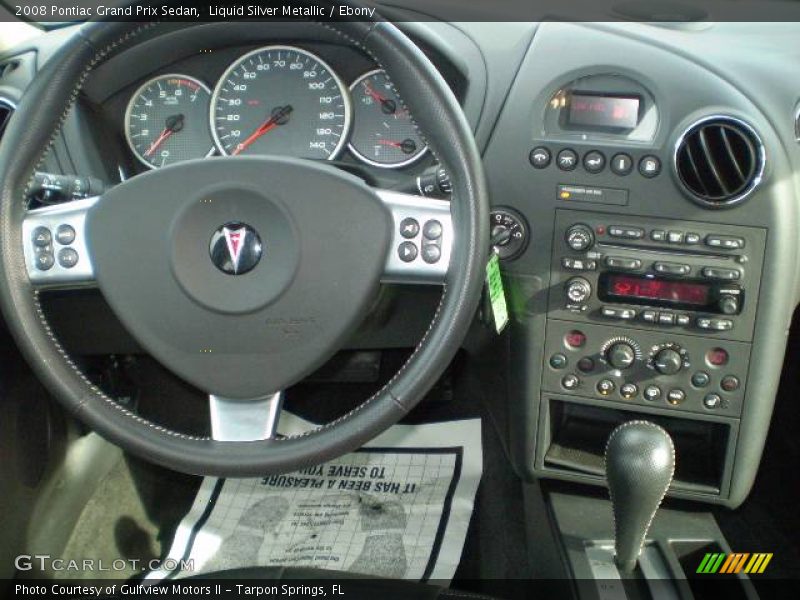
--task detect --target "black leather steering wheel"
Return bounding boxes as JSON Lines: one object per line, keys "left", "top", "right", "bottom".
{"left": 0, "top": 4, "right": 489, "bottom": 476}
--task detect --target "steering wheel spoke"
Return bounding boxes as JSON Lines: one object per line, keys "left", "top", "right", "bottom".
{"left": 376, "top": 189, "right": 452, "bottom": 285}
{"left": 209, "top": 391, "right": 284, "bottom": 441}
{"left": 22, "top": 196, "right": 98, "bottom": 288}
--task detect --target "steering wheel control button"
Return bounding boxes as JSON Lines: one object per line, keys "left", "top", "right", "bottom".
{"left": 667, "top": 388, "right": 686, "bottom": 405}
{"left": 529, "top": 146, "right": 552, "bottom": 168}
{"left": 35, "top": 252, "right": 55, "bottom": 271}
{"left": 703, "top": 393, "right": 722, "bottom": 410}
{"left": 55, "top": 224, "right": 76, "bottom": 245}
{"left": 397, "top": 242, "right": 418, "bottom": 262}
{"left": 597, "top": 379, "right": 616, "bottom": 396}
{"left": 399, "top": 218, "right": 420, "bottom": 238}
{"left": 620, "top": 383, "right": 638, "bottom": 399}
{"left": 561, "top": 374, "right": 580, "bottom": 390}
{"left": 32, "top": 226, "right": 52, "bottom": 247}
{"left": 557, "top": 149, "right": 578, "bottom": 171}
{"left": 421, "top": 243, "right": 441, "bottom": 264}
{"left": 691, "top": 371, "right": 711, "bottom": 388}
{"left": 721, "top": 375, "right": 740, "bottom": 392}
{"left": 423, "top": 220, "right": 443, "bottom": 240}
{"left": 549, "top": 353, "right": 568, "bottom": 369}
{"left": 610, "top": 153, "right": 633, "bottom": 175}
{"left": 209, "top": 222, "right": 263, "bottom": 275}
{"left": 57, "top": 248, "right": 79, "bottom": 269}
{"left": 644, "top": 385, "right": 662, "bottom": 402}
{"left": 583, "top": 151, "right": 606, "bottom": 173}
{"left": 639, "top": 155, "right": 662, "bottom": 178}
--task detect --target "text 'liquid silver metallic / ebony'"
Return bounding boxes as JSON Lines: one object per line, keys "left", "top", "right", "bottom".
{"left": 209, "top": 222, "right": 263, "bottom": 275}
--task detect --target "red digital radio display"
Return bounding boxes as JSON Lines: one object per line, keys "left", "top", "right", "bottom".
{"left": 567, "top": 93, "right": 641, "bottom": 130}
{"left": 605, "top": 274, "right": 710, "bottom": 306}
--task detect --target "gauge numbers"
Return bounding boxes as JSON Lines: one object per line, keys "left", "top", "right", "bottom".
{"left": 348, "top": 69, "right": 428, "bottom": 168}
{"left": 125, "top": 74, "right": 214, "bottom": 169}
{"left": 210, "top": 46, "right": 351, "bottom": 159}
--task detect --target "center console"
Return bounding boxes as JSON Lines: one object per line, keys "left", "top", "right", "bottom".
{"left": 481, "top": 22, "right": 796, "bottom": 509}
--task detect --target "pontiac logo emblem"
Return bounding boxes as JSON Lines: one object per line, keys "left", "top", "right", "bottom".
{"left": 209, "top": 222, "right": 262, "bottom": 275}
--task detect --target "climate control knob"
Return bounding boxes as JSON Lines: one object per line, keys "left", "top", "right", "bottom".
{"left": 606, "top": 342, "right": 637, "bottom": 370}
{"left": 653, "top": 348, "right": 683, "bottom": 375}
{"left": 565, "top": 277, "right": 592, "bottom": 305}
{"left": 565, "top": 224, "right": 595, "bottom": 252}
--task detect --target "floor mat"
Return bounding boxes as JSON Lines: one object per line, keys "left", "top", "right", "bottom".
{"left": 147, "top": 413, "right": 482, "bottom": 582}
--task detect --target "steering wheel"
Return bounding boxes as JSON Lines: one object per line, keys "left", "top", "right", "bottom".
{"left": 0, "top": 4, "right": 489, "bottom": 477}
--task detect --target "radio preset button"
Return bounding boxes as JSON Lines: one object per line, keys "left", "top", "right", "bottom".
{"left": 658, "top": 313, "right": 676, "bottom": 326}
{"left": 685, "top": 233, "right": 701, "bottom": 245}
{"left": 641, "top": 310, "right": 657, "bottom": 323}
{"left": 702, "top": 267, "right": 741, "bottom": 281}
{"left": 601, "top": 307, "right": 636, "bottom": 320}
{"left": 667, "top": 231, "right": 685, "bottom": 244}
{"left": 653, "top": 261, "right": 691, "bottom": 276}
{"left": 605, "top": 256, "right": 642, "bottom": 270}
{"left": 706, "top": 235, "right": 745, "bottom": 250}
{"left": 710, "top": 318, "right": 734, "bottom": 331}
{"left": 677, "top": 314, "right": 691, "bottom": 326}
{"left": 609, "top": 226, "right": 645, "bottom": 240}
{"left": 650, "top": 230, "right": 667, "bottom": 242}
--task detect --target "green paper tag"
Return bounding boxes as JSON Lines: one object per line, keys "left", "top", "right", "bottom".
{"left": 485, "top": 252, "right": 509, "bottom": 334}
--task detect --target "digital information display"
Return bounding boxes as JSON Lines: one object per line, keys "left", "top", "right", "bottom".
{"left": 567, "top": 93, "right": 641, "bottom": 130}
{"left": 604, "top": 274, "right": 710, "bottom": 306}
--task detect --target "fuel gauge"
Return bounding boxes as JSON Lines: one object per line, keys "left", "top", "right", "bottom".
{"left": 348, "top": 69, "right": 428, "bottom": 169}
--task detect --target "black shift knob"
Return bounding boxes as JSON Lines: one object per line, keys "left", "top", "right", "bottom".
{"left": 605, "top": 421, "right": 675, "bottom": 572}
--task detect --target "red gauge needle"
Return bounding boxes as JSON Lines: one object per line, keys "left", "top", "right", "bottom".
{"left": 364, "top": 82, "right": 397, "bottom": 115}
{"left": 144, "top": 114, "right": 184, "bottom": 158}
{"left": 378, "top": 138, "right": 417, "bottom": 155}
{"left": 232, "top": 104, "right": 293, "bottom": 156}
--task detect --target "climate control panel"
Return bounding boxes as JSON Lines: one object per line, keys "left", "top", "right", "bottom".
{"left": 542, "top": 320, "right": 750, "bottom": 417}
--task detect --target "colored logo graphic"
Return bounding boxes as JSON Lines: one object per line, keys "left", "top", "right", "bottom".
{"left": 696, "top": 552, "right": 773, "bottom": 574}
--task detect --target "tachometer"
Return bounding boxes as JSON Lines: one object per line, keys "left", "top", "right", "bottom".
{"left": 124, "top": 74, "right": 214, "bottom": 169}
{"left": 348, "top": 69, "right": 428, "bottom": 168}
{"left": 210, "top": 46, "right": 351, "bottom": 159}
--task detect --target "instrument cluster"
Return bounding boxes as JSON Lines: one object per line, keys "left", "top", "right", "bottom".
{"left": 123, "top": 45, "right": 428, "bottom": 171}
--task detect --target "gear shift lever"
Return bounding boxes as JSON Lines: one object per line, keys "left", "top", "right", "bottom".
{"left": 605, "top": 420, "right": 675, "bottom": 573}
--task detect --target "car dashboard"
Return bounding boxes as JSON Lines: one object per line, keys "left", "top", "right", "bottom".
{"left": 1, "top": 17, "right": 800, "bottom": 512}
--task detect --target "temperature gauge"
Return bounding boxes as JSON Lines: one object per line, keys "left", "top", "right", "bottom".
{"left": 348, "top": 69, "right": 428, "bottom": 168}
{"left": 490, "top": 207, "right": 529, "bottom": 260}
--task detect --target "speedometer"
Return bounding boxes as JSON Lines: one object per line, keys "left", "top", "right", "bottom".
{"left": 210, "top": 46, "right": 351, "bottom": 159}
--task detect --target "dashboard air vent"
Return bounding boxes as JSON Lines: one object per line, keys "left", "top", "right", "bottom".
{"left": 0, "top": 98, "right": 15, "bottom": 142}
{"left": 675, "top": 116, "right": 765, "bottom": 207}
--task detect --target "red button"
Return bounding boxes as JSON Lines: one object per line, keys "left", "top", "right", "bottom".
{"left": 565, "top": 330, "right": 586, "bottom": 349}
{"left": 596, "top": 225, "right": 606, "bottom": 236}
{"left": 706, "top": 348, "right": 729, "bottom": 367}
